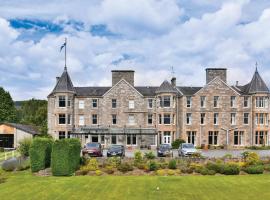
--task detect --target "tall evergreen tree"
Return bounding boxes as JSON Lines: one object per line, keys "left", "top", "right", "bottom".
{"left": 0, "top": 87, "right": 16, "bottom": 122}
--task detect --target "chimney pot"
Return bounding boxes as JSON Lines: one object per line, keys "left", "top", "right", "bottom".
{"left": 171, "top": 77, "right": 176, "bottom": 87}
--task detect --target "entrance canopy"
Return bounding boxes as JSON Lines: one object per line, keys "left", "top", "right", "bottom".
{"left": 71, "top": 126, "right": 157, "bottom": 136}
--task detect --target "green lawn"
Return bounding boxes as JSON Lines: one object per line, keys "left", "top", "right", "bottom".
{"left": 1, "top": 171, "right": 270, "bottom": 200}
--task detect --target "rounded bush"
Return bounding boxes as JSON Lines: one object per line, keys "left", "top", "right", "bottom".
{"left": 117, "top": 162, "right": 133, "bottom": 173}
{"left": 171, "top": 139, "right": 185, "bottom": 149}
{"left": 148, "top": 161, "right": 158, "bottom": 171}
{"left": 244, "top": 165, "right": 264, "bottom": 174}
{"left": 168, "top": 159, "right": 177, "bottom": 169}
{"left": 223, "top": 163, "right": 240, "bottom": 175}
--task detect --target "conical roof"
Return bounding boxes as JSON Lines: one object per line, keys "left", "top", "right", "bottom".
{"left": 245, "top": 68, "right": 269, "bottom": 94}
{"left": 156, "top": 80, "right": 177, "bottom": 93}
{"left": 49, "top": 67, "right": 75, "bottom": 95}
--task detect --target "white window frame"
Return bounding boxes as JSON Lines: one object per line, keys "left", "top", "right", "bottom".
{"left": 126, "top": 134, "right": 137, "bottom": 146}
{"left": 214, "top": 113, "right": 219, "bottom": 125}
{"left": 186, "top": 96, "right": 192, "bottom": 108}
{"left": 231, "top": 113, "right": 236, "bottom": 125}
{"left": 148, "top": 99, "right": 153, "bottom": 109}
{"left": 79, "top": 115, "right": 85, "bottom": 126}
{"left": 231, "top": 96, "right": 236, "bottom": 108}
{"left": 128, "top": 114, "right": 135, "bottom": 125}
{"left": 243, "top": 113, "right": 249, "bottom": 125}
{"left": 129, "top": 100, "right": 135, "bottom": 109}
{"left": 186, "top": 113, "right": 192, "bottom": 125}
{"left": 79, "top": 100, "right": 85, "bottom": 109}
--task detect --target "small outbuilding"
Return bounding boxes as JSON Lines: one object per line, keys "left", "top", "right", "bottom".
{"left": 0, "top": 123, "right": 39, "bottom": 148}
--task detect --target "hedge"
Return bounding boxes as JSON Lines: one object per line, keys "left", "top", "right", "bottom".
{"left": 29, "top": 137, "right": 53, "bottom": 172}
{"left": 51, "top": 138, "right": 81, "bottom": 176}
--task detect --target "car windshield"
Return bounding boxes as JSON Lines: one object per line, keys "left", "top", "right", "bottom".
{"left": 109, "top": 145, "right": 122, "bottom": 150}
{"left": 160, "top": 144, "right": 170, "bottom": 149}
{"left": 182, "top": 144, "right": 194, "bottom": 148}
{"left": 86, "top": 143, "right": 99, "bottom": 148}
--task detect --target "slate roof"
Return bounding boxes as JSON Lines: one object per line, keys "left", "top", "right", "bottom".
{"left": 177, "top": 87, "right": 202, "bottom": 95}
{"left": 2, "top": 123, "right": 40, "bottom": 135}
{"left": 75, "top": 87, "right": 111, "bottom": 97}
{"left": 135, "top": 87, "right": 159, "bottom": 96}
{"left": 49, "top": 67, "right": 75, "bottom": 96}
{"left": 233, "top": 69, "right": 269, "bottom": 94}
{"left": 155, "top": 80, "right": 177, "bottom": 94}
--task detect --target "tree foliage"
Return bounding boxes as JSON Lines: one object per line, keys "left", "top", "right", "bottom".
{"left": 0, "top": 87, "right": 16, "bottom": 122}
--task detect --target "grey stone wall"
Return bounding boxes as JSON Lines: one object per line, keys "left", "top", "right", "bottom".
{"left": 112, "top": 70, "right": 134, "bottom": 86}
{"left": 206, "top": 68, "right": 227, "bottom": 84}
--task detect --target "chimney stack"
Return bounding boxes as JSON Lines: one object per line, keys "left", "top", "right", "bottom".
{"left": 206, "top": 68, "right": 227, "bottom": 84}
{"left": 171, "top": 77, "right": 176, "bottom": 87}
{"left": 236, "top": 81, "right": 239, "bottom": 86}
{"left": 112, "top": 70, "right": 135, "bottom": 86}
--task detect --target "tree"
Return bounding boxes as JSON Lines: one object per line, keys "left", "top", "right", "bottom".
{"left": 0, "top": 87, "right": 16, "bottom": 122}
{"left": 17, "top": 99, "right": 48, "bottom": 135}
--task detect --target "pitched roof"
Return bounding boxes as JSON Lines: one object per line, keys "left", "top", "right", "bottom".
{"left": 234, "top": 69, "right": 269, "bottom": 94}
{"left": 177, "top": 86, "right": 202, "bottom": 95}
{"left": 2, "top": 123, "right": 39, "bottom": 135}
{"left": 49, "top": 67, "right": 75, "bottom": 95}
{"left": 135, "top": 87, "right": 159, "bottom": 96}
{"left": 156, "top": 80, "right": 177, "bottom": 94}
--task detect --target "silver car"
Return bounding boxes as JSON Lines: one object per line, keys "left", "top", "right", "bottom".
{"left": 178, "top": 143, "right": 197, "bottom": 156}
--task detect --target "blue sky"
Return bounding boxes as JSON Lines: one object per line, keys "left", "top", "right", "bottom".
{"left": 0, "top": 0, "right": 270, "bottom": 100}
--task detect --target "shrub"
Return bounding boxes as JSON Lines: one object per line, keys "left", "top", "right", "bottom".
{"left": 167, "top": 169, "right": 175, "bottom": 176}
{"left": 264, "top": 164, "right": 270, "bottom": 171}
{"left": 107, "top": 157, "right": 121, "bottom": 168}
{"left": 156, "top": 169, "right": 166, "bottom": 176}
{"left": 95, "top": 170, "right": 103, "bottom": 176}
{"left": 51, "top": 139, "right": 81, "bottom": 176}
{"left": 18, "top": 138, "right": 32, "bottom": 157}
{"left": 80, "top": 158, "right": 99, "bottom": 172}
{"left": 245, "top": 152, "right": 260, "bottom": 166}
{"left": 205, "top": 162, "right": 224, "bottom": 174}
{"left": 199, "top": 167, "right": 216, "bottom": 175}
{"left": 171, "top": 139, "right": 185, "bottom": 149}
{"left": 190, "top": 163, "right": 203, "bottom": 173}
{"left": 104, "top": 165, "right": 115, "bottom": 174}
{"left": 191, "top": 152, "right": 203, "bottom": 158}
{"left": 148, "top": 161, "right": 158, "bottom": 171}
{"left": 144, "top": 151, "right": 155, "bottom": 159}
{"left": 0, "top": 147, "right": 4, "bottom": 152}
{"left": 29, "top": 137, "right": 53, "bottom": 172}
{"left": 222, "top": 163, "right": 240, "bottom": 175}
{"left": 222, "top": 154, "right": 233, "bottom": 159}
{"left": 134, "top": 151, "right": 143, "bottom": 166}
{"left": 2, "top": 158, "right": 19, "bottom": 171}
{"left": 243, "top": 165, "right": 264, "bottom": 174}
{"left": 158, "top": 161, "right": 168, "bottom": 169}
{"left": 168, "top": 159, "right": 177, "bottom": 169}
{"left": 117, "top": 162, "right": 133, "bottom": 173}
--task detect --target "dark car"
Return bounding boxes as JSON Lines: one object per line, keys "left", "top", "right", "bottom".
{"left": 107, "top": 145, "right": 125, "bottom": 157}
{"left": 157, "top": 144, "right": 173, "bottom": 157}
{"left": 82, "top": 142, "right": 103, "bottom": 157}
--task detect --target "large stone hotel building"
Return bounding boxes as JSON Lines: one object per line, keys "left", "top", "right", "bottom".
{"left": 48, "top": 67, "right": 270, "bottom": 149}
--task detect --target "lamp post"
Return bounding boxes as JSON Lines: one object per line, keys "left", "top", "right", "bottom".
{"left": 221, "top": 127, "right": 238, "bottom": 147}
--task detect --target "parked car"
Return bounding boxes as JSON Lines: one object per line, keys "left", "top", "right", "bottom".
{"left": 178, "top": 143, "right": 197, "bottom": 156}
{"left": 157, "top": 144, "right": 173, "bottom": 157}
{"left": 82, "top": 142, "right": 103, "bottom": 157}
{"left": 107, "top": 145, "right": 125, "bottom": 157}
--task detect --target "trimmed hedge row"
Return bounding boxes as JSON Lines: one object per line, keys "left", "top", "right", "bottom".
{"left": 29, "top": 138, "right": 53, "bottom": 172}
{"left": 51, "top": 138, "right": 81, "bottom": 176}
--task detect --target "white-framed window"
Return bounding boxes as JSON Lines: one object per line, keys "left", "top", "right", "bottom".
{"left": 244, "top": 113, "right": 249, "bottom": 125}
{"left": 112, "top": 114, "right": 117, "bottom": 124}
{"left": 58, "top": 114, "right": 66, "bottom": 124}
{"left": 163, "top": 131, "right": 171, "bottom": 144}
{"left": 214, "top": 96, "right": 219, "bottom": 108}
{"left": 92, "top": 99, "right": 98, "bottom": 108}
{"left": 208, "top": 131, "right": 218, "bottom": 145}
{"left": 164, "top": 114, "right": 171, "bottom": 124}
{"left": 214, "top": 113, "right": 219, "bottom": 125}
{"left": 92, "top": 114, "right": 97, "bottom": 124}
{"left": 163, "top": 96, "right": 171, "bottom": 107}
{"left": 79, "top": 100, "right": 84, "bottom": 109}
{"left": 187, "top": 131, "right": 196, "bottom": 145}
{"left": 255, "top": 113, "right": 268, "bottom": 125}
{"left": 255, "top": 131, "right": 268, "bottom": 145}
{"left": 127, "top": 134, "right": 137, "bottom": 145}
{"left": 59, "top": 96, "right": 66, "bottom": 107}
{"left": 243, "top": 96, "right": 249, "bottom": 108}
{"left": 128, "top": 114, "right": 135, "bottom": 125}
{"left": 200, "top": 113, "right": 205, "bottom": 125}
{"left": 79, "top": 115, "right": 84, "bottom": 126}
{"left": 67, "top": 97, "right": 71, "bottom": 107}
{"left": 186, "top": 113, "right": 192, "bottom": 125}
{"left": 148, "top": 99, "right": 153, "bottom": 109}
{"left": 148, "top": 114, "right": 153, "bottom": 125}
{"left": 129, "top": 100, "right": 135, "bottom": 109}
{"left": 231, "top": 96, "right": 236, "bottom": 108}
{"left": 112, "top": 99, "right": 117, "bottom": 108}
{"left": 234, "top": 131, "right": 244, "bottom": 146}
{"left": 231, "top": 113, "right": 236, "bottom": 125}
{"left": 256, "top": 97, "right": 269, "bottom": 108}
{"left": 200, "top": 96, "right": 206, "bottom": 108}
{"left": 186, "top": 96, "right": 192, "bottom": 108}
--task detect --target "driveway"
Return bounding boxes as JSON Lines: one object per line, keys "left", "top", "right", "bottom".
{"left": 102, "top": 149, "right": 270, "bottom": 158}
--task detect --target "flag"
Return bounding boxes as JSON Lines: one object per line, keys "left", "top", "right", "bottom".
{"left": 60, "top": 42, "right": 66, "bottom": 52}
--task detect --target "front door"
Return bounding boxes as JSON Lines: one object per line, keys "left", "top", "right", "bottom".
{"left": 163, "top": 132, "right": 171, "bottom": 144}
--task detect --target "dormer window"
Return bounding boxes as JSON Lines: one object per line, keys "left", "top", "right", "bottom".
{"left": 59, "top": 96, "right": 66, "bottom": 107}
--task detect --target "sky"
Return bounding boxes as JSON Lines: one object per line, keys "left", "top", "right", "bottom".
{"left": 0, "top": 0, "right": 270, "bottom": 100}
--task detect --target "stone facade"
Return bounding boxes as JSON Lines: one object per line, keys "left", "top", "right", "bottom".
{"left": 48, "top": 68, "right": 270, "bottom": 149}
